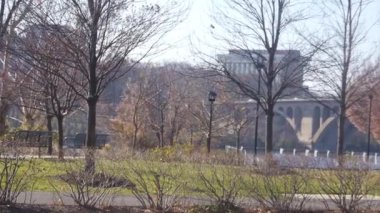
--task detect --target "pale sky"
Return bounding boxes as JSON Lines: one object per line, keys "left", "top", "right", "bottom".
{"left": 146, "top": 0, "right": 380, "bottom": 64}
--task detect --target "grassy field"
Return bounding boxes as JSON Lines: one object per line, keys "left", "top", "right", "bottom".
{"left": 12, "top": 156, "right": 380, "bottom": 198}
{"left": 0, "top": 149, "right": 378, "bottom": 212}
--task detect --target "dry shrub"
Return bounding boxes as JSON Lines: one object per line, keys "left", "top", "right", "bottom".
{"left": 0, "top": 148, "right": 37, "bottom": 205}
{"left": 317, "top": 158, "right": 375, "bottom": 212}
{"left": 52, "top": 160, "right": 127, "bottom": 209}
{"left": 245, "top": 156, "right": 310, "bottom": 212}
{"left": 194, "top": 163, "right": 243, "bottom": 211}
{"left": 125, "top": 160, "right": 187, "bottom": 211}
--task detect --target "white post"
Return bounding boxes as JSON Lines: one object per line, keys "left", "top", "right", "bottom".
{"left": 375, "top": 153, "right": 378, "bottom": 165}
{"left": 293, "top": 149, "right": 296, "bottom": 156}
{"left": 327, "top": 150, "right": 330, "bottom": 158}
{"left": 240, "top": 146, "right": 245, "bottom": 161}
{"left": 305, "top": 149, "right": 309, "bottom": 157}
{"left": 314, "top": 150, "right": 318, "bottom": 157}
{"left": 351, "top": 151, "right": 354, "bottom": 156}
{"left": 363, "top": 152, "right": 367, "bottom": 162}
{"left": 280, "top": 148, "right": 284, "bottom": 155}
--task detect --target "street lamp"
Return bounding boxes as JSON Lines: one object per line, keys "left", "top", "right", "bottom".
{"left": 367, "top": 94, "right": 373, "bottom": 160}
{"left": 207, "top": 91, "right": 217, "bottom": 154}
{"left": 254, "top": 58, "right": 265, "bottom": 156}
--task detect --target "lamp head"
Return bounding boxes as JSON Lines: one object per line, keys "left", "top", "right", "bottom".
{"left": 208, "top": 91, "right": 217, "bottom": 102}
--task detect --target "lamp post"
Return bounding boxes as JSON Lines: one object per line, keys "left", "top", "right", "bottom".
{"left": 207, "top": 91, "right": 217, "bottom": 154}
{"left": 367, "top": 94, "right": 373, "bottom": 160}
{"left": 254, "top": 59, "right": 265, "bottom": 156}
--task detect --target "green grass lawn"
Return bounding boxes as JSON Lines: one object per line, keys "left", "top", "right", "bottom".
{"left": 4, "top": 156, "right": 380, "bottom": 198}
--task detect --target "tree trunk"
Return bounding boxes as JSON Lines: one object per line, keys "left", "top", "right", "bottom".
{"left": 0, "top": 42, "right": 10, "bottom": 136}
{"left": 169, "top": 127, "right": 175, "bottom": 146}
{"left": 132, "top": 110, "right": 138, "bottom": 150}
{"left": 46, "top": 115, "right": 53, "bottom": 155}
{"left": 236, "top": 130, "right": 240, "bottom": 155}
{"left": 86, "top": 0, "right": 99, "bottom": 173}
{"left": 0, "top": 101, "right": 9, "bottom": 135}
{"left": 266, "top": 104, "right": 274, "bottom": 154}
{"left": 266, "top": 54, "right": 274, "bottom": 155}
{"left": 338, "top": 63, "right": 348, "bottom": 156}
{"left": 160, "top": 110, "right": 165, "bottom": 147}
{"left": 132, "top": 126, "right": 138, "bottom": 150}
{"left": 85, "top": 98, "right": 97, "bottom": 173}
{"left": 155, "top": 132, "right": 161, "bottom": 147}
{"left": 337, "top": 105, "right": 346, "bottom": 155}
{"left": 0, "top": 79, "right": 9, "bottom": 135}
{"left": 190, "top": 127, "right": 193, "bottom": 145}
{"left": 57, "top": 115, "right": 64, "bottom": 160}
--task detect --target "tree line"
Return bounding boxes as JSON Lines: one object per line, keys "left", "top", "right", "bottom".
{"left": 0, "top": 0, "right": 379, "bottom": 173}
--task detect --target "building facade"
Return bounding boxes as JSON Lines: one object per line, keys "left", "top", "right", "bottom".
{"left": 217, "top": 49, "right": 306, "bottom": 98}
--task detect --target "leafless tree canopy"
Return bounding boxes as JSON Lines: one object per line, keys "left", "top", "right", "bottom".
{"left": 13, "top": 0, "right": 186, "bottom": 171}
{"left": 13, "top": 25, "right": 80, "bottom": 158}
{"left": 0, "top": 0, "right": 33, "bottom": 134}
{"left": 309, "top": 0, "right": 373, "bottom": 155}
{"left": 196, "top": 0, "right": 319, "bottom": 153}
{"left": 0, "top": 0, "right": 27, "bottom": 42}
{"left": 27, "top": 0, "right": 182, "bottom": 100}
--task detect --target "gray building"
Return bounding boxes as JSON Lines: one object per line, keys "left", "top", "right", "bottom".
{"left": 217, "top": 49, "right": 306, "bottom": 98}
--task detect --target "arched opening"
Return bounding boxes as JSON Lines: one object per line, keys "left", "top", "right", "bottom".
{"left": 322, "top": 107, "right": 330, "bottom": 122}
{"left": 312, "top": 106, "right": 321, "bottom": 135}
{"left": 274, "top": 112, "right": 286, "bottom": 126}
{"left": 286, "top": 107, "right": 293, "bottom": 119}
{"left": 314, "top": 117, "right": 338, "bottom": 152}
{"left": 273, "top": 111, "right": 299, "bottom": 149}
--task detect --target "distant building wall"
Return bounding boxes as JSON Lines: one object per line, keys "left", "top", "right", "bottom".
{"left": 217, "top": 49, "right": 305, "bottom": 98}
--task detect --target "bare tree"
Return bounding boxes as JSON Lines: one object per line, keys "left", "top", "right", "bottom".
{"left": 145, "top": 72, "right": 170, "bottom": 148}
{"left": 0, "top": 0, "right": 33, "bottom": 135}
{"left": 201, "top": 0, "right": 318, "bottom": 154}
{"left": 143, "top": 64, "right": 191, "bottom": 147}
{"left": 227, "top": 104, "right": 253, "bottom": 154}
{"left": 29, "top": 0, "right": 184, "bottom": 172}
{"left": 186, "top": 84, "right": 237, "bottom": 151}
{"left": 114, "top": 64, "right": 193, "bottom": 149}
{"left": 311, "top": 0, "right": 373, "bottom": 156}
{"left": 111, "top": 63, "right": 232, "bottom": 151}
{"left": 110, "top": 71, "right": 150, "bottom": 150}
{"left": 11, "top": 65, "right": 45, "bottom": 129}
{"left": 12, "top": 24, "right": 80, "bottom": 159}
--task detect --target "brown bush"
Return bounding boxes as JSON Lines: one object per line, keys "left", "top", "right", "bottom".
{"left": 124, "top": 160, "right": 187, "bottom": 211}
{"left": 316, "top": 158, "right": 375, "bottom": 212}
{"left": 245, "top": 156, "right": 310, "bottom": 212}
{"left": 52, "top": 160, "right": 127, "bottom": 209}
